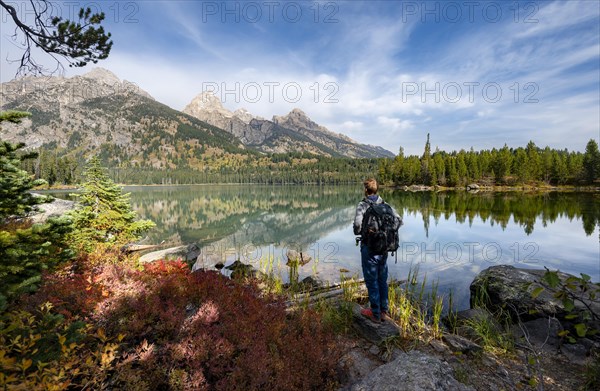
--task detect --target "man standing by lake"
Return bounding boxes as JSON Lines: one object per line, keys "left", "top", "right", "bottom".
{"left": 353, "top": 178, "right": 402, "bottom": 323}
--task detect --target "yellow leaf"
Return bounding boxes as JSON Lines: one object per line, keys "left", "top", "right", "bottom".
{"left": 21, "top": 358, "right": 32, "bottom": 371}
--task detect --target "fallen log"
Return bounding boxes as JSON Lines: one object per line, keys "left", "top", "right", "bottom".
{"left": 121, "top": 240, "right": 165, "bottom": 254}
{"left": 285, "top": 278, "right": 406, "bottom": 309}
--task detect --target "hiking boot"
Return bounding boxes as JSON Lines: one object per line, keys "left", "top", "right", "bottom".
{"left": 381, "top": 311, "right": 390, "bottom": 321}
{"left": 360, "top": 308, "right": 381, "bottom": 323}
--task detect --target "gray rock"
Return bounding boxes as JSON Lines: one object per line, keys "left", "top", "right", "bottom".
{"left": 286, "top": 249, "right": 312, "bottom": 266}
{"left": 225, "top": 260, "right": 264, "bottom": 280}
{"left": 368, "top": 345, "right": 380, "bottom": 356}
{"left": 429, "top": 339, "right": 450, "bottom": 353}
{"left": 337, "top": 348, "right": 382, "bottom": 387}
{"left": 299, "top": 275, "right": 325, "bottom": 291}
{"left": 511, "top": 317, "right": 562, "bottom": 349}
{"left": 351, "top": 304, "right": 400, "bottom": 344}
{"left": 512, "top": 315, "right": 599, "bottom": 366}
{"left": 454, "top": 308, "right": 494, "bottom": 323}
{"left": 560, "top": 342, "right": 590, "bottom": 366}
{"left": 348, "top": 350, "right": 474, "bottom": 391}
{"left": 470, "top": 265, "right": 600, "bottom": 322}
{"left": 472, "top": 265, "right": 600, "bottom": 365}
{"left": 442, "top": 333, "right": 483, "bottom": 354}
{"left": 185, "top": 244, "right": 201, "bottom": 262}
{"left": 466, "top": 183, "right": 480, "bottom": 191}
{"left": 30, "top": 195, "right": 77, "bottom": 223}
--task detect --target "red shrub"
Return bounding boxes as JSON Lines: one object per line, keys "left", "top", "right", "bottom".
{"left": 25, "top": 258, "right": 104, "bottom": 319}
{"left": 24, "top": 258, "right": 341, "bottom": 390}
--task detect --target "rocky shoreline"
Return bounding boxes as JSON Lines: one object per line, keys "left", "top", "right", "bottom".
{"left": 338, "top": 265, "right": 599, "bottom": 390}
{"left": 395, "top": 184, "right": 600, "bottom": 193}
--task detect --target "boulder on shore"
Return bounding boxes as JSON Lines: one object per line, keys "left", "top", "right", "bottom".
{"left": 347, "top": 350, "right": 474, "bottom": 391}
{"left": 225, "top": 260, "right": 265, "bottom": 280}
{"left": 470, "top": 265, "right": 599, "bottom": 322}
{"left": 30, "top": 195, "right": 77, "bottom": 223}
{"left": 470, "top": 265, "right": 600, "bottom": 362}
{"left": 286, "top": 249, "right": 312, "bottom": 266}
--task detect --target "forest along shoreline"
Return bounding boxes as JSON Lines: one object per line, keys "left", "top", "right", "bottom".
{"left": 36, "top": 182, "right": 600, "bottom": 192}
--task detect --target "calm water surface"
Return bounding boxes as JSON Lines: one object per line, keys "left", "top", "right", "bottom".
{"left": 51, "top": 185, "right": 600, "bottom": 309}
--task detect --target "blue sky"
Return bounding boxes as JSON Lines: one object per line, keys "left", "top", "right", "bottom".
{"left": 1, "top": 0, "right": 599, "bottom": 155}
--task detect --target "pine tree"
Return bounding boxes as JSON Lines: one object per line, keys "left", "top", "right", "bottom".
{"left": 541, "top": 147, "right": 553, "bottom": 183}
{"left": 513, "top": 148, "right": 529, "bottom": 182}
{"left": 68, "top": 156, "right": 155, "bottom": 252}
{"left": 393, "top": 147, "right": 405, "bottom": 184}
{"left": 551, "top": 151, "right": 569, "bottom": 185}
{"left": 433, "top": 152, "right": 446, "bottom": 185}
{"left": 420, "top": 133, "right": 432, "bottom": 184}
{"left": 526, "top": 141, "right": 541, "bottom": 181}
{"left": 493, "top": 145, "right": 513, "bottom": 183}
{"left": 583, "top": 139, "right": 600, "bottom": 183}
{"left": 456, "top": 150, "right": 468, "bottom": 185}
{"left": 0, "top": 111, "right": 74, "bottom": 311}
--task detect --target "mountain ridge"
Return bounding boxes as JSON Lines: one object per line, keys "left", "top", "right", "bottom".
{"left": 182, "top": 91, "right": 394, "bottom": 158}
{"left": 1, "top": 68, "right": 394, "bottom": 169}
{"left": 0, "top": 69, "right": 249, "bottom": 171}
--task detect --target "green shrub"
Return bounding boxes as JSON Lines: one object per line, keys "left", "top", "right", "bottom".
{"left": 67, "top": 156, "right": 154, "bottom": 252}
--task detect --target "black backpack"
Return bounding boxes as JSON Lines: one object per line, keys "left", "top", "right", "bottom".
{"left": 361, "top": 200, "right": 401, "bottom": 256}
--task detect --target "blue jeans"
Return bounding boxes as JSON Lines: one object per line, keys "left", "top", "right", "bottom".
{"left": 361, "top": 245, "right": 389, "bottom": 319}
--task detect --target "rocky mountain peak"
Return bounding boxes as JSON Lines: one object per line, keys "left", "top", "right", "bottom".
{"left": 81, "top": 67, "right": 122, "bottom": 85}
{"left": 181, "top": 92, "right": 393, "bottom": 158}
{"left": 183, "top": 92, "right": 233, "bottom": 119}
{"left": 273, "top": 108, "right": 343, "bottom": 139}
{"left": 273, "top": 108, "right": 309, "bottom": 124}
{"left": 232, "top": 108, "right": 255, "bottom": 124}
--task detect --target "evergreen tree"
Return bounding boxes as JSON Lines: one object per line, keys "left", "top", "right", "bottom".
{"left": 68, "top": 156, "right": 155, "bottom": 252}
{"left": 456, "top": 150, "right": 468, "bottom": 185}
{"left": 541, "top": 147, "right": 553, "bottom": 183}
{"left": 551, "top": 151, "right": 569, "bottom": 185}
{"left": 393, "top": 147, "right": 405, "bottom": 184}
{"left": 493, "top": 145, "right": 513, "bottom": 183}
{"left": 420, "top": 133, "right": 432, "bottom": 184}
{"left": 0, "top": 111, "right": 74, "bottom": 311}
{"left": 467, "top": 148, "right": 480, "bottom": 181}
{"left": 513, "top": 148, "right": 529, "bottom": 182}
{"left": 446, "top": 156, "right": 459, "bottom": 186}
{"left": 526, "top": 141, "right": 541, "bottom": 181}
{"left": 583, "top": 139, "right": 600, "bottom": 183}
{"left": 433, "top": 152, "right": 446, "bottom": 185}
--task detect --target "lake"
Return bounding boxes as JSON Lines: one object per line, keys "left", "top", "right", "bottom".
{"left": 51, "top": 185, "right": 600, "bottom": 309}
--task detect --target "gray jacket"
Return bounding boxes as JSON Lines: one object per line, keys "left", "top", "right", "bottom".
{"left": 353, "top": 195, "right": 402, "bottom": 236}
